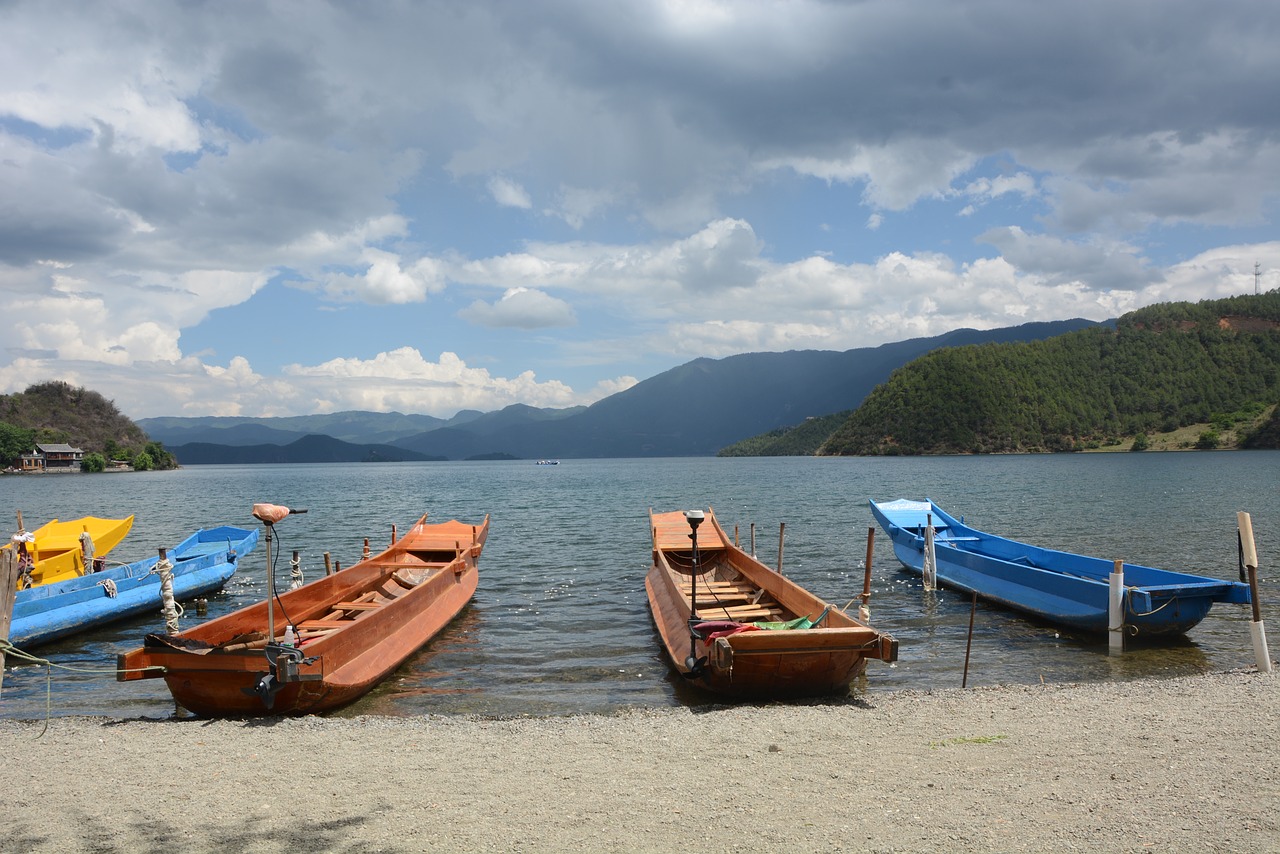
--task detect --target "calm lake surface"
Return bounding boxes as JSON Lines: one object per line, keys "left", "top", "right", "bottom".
{"left": 2, "top": 453, "right": 1277, "bottom": 720}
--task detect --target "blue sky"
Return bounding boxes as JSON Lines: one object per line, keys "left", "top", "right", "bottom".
{"left": 2, "top": 0, "right": 1278, "bottom": 419}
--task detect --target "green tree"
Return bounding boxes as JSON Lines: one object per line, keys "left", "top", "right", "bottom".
{"left": 1130, "top": 432, "right": 1149, "bottom": 451}
{"left": 1196, "top": 430, "right": 1220, "bottom": 450}
{"left": 0, "top": 421, "right": 35, "bottom": 467}
{"left": 81, "top": 452, "right": 107, "bottom": 472}
{"left": 133, "top": 451, "right": 154, "bottom": 471}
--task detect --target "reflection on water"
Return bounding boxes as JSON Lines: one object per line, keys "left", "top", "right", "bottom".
{"left": 1, "top": 452, "right": 1276, "bottom": 720}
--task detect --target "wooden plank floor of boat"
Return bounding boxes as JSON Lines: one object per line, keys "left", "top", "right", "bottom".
{"left": 296, "top": 569, "right": 427, "bottom": 636}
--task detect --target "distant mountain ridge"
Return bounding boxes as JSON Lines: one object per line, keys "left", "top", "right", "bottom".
{"left": 167, "top": 434, "right": 443, "bottom": 464}
{"left": 143, "top": 318, "right": 1100, "bottom": 462}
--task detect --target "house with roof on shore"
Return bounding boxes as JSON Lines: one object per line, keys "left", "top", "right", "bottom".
{"left": 19, "top": 443, "right": 85, "bottom": 472}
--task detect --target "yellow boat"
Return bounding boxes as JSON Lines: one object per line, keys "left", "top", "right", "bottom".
{"left": 9, "top": 515, "right": 135, "bottom": 587}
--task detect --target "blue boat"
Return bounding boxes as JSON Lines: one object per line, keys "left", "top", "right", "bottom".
{"left": 9, "top": 525, "right": 259, "bottom": 647}
{"left": 869, "top": 498, "right": 1251, "bottom": 638}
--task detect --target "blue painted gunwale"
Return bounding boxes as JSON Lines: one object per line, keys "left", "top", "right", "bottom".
{"left": 10, "top": 525, "right": 259, "bottom": 647}
{"left": 869, "top": 498, "right": 1251, "bottom": 637}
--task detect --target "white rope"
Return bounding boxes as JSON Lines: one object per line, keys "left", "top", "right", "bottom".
{"left": 156, "top": 556, "right": 179, "bottom": 634}
{"left": 289, "top": 553, "right": 304, "bottom": 589}
{"left": 98, "top": 577, "right": 117, "bottom": 598}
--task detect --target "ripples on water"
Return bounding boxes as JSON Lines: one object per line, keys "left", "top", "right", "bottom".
{"left": 2, "top": 453, "right": 1276, "bottom": 719}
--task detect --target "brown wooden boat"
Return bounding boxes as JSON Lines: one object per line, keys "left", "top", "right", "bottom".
{"left": 118, "top": 511, "right": 488, "bottom": 717}
{"left": 646, "top": 507, "right": 897, "bottom": 698}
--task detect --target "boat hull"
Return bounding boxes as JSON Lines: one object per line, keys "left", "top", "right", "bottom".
{"left": 10, "top": 526, "right": 257, "bottom": 647}
{"left": 10, "top": 515, "right": 136, "bottom": 586}
{"left": 870, "top": 498, "right": 1251, "bottom": 637}
{"left": 118, "top": 515, "right": 487, "bottom": 717}
{"left": 646, "top": 508, "right": 896, "bottom": 699}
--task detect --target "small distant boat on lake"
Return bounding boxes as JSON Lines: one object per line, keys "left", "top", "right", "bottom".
{"left": 646, "top": 507, "right": 898, "bottom": 698}
{"left": 10, "top": 525, "right": 257, "bottom": 647}
{"left": 8, "top": 515, "right": 135, "bottom": 587}
{"left": 535, "top": 459, "right": 560, "bottom": 465}
{"left": 870, "top": 498, "right": 1252, "bottom": 638}
{"left": 118, "top": 508, "right": 489, "bottom": 717}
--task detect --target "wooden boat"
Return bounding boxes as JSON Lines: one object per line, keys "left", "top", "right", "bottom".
{"left": 646, "top": 508, "right": 897, "bottom": 698}
{"left": 870, "top": 498, "right": 1252, "bottom": 637}
{"left": 9, "top": 515, "right": 135, "bottom": 586}
{"left": 10, "top": 525, "right": 258, "bottom": 647}
{"left": 118, "top": 511, "right": 489, "bottom": 717}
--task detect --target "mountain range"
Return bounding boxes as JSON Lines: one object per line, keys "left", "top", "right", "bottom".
{"left": 141, "top": 318, "right": 1101, "bottom": 462}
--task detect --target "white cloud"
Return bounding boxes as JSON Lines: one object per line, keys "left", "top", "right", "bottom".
{"left": 488, "top": 175, "right": 532, "bottom": 209}
{"left": 316, "top": 250, "right": 446, "bottom": 304}
{"left": 460, "top": 287, "right": 577, "bottom": 328}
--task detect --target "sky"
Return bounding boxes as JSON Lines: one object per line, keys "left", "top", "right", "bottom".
{"left": 2, "top": 0, "right": 1279, "bottom": 420}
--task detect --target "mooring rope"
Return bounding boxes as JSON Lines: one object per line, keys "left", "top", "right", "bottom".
{"left": 0, "top": 639, "right": 166, "bottom": 738}
{"left": 149, "top": 556, "right": 182, "bottom": 633}
{"left": 289, "top": 553, "right": 304, "bottom": 589}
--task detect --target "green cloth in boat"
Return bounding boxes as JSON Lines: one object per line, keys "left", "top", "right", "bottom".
{"left": 752, "top": 616, "right": 813, "bottom": 631}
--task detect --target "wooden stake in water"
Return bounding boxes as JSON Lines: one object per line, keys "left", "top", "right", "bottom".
{"left": 963, "top": 590, "right": 977, "bottom": 688}
{"left": 777, "top": 522, "right": 786, "bottom": 574}
{"left": 1237, "top": 511, "right": 1273, "bottom": 673}
{"left": 922, "top": 515, "right": 937, "bottom": 591}
{"left": 158, "top": 547, "right": 179, "bottom": 634}
{"left": 860, "top": 527, "right": 875, "bottom": 621}
{"left": 0, "top": 548, "right": 19, "bottom": 695}
{"left": 1109, "top": 559, "right": 1125, "bottom": 655}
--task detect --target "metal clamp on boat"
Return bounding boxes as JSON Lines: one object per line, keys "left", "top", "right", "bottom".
{"left": 252, "top": 641, "right": 321, "bottom": 709}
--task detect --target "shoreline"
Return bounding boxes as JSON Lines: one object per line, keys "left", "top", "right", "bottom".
{"left": 2, "top": 669, "right": 1276, "bottom": 853}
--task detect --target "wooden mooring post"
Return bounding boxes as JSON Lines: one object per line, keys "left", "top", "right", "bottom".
{"left": 0, "top": 548, "right": 19, "bottom": 695}
{"left": 922, "top": 515, "right": 937, "bottom": 591}
{"left": 1108, "top": 559, "right": 1125, "bottom": 655}
{"left": 776, "top": 522, "right": 786, "bottom": 574}
{"left": 1237, "top": 511, "right": 1273, "bottom": 673}
{"left": 860, "top": 526, "right": 875, "bottom": 621}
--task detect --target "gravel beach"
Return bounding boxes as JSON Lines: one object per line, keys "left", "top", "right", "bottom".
{"left": 1, "top": 669, "right": 1276, "bottom": 853}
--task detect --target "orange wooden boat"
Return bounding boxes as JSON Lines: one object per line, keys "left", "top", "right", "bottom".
{"left": 646, "top": 507, "right": 897, "bottom": 698}
{"left": 118, "top": 509, "right": 488, "bottom": 717}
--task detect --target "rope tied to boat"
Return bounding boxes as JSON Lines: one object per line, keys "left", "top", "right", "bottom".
{"left": 155, "top": 555, "right": 180, "bottom": 633}
{"left": 98, "top": 577, "right": 118, "bottom": 598}
{"left": 12, "top": 531, "right": 35, "bottom": 589}
{"left": 0, "top": 638, "right": 166, "bottom": 738}
{"left": 290, "top": 552, "right": 304, "bottom": 589}
{"left": 1123, "top": 586, "right": 1178, "bottom": 619}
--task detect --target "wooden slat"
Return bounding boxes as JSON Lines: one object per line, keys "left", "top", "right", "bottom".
{"left": 298, "top": 619, "right": 354, "bottom": 630}
{"left": 334, "top": 601, "right": 381, "bottom": 611}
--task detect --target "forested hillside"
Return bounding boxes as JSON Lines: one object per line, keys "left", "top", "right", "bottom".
{"left": 818, "top": 293, "right": 1280, "bottom": 456}
{"left": 0, "top": 381, "right": 174, "bottom": 470}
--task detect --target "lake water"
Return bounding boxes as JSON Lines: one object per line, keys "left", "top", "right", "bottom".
{"left": 2, "top": 453, "right": 1277, "bottom": 720}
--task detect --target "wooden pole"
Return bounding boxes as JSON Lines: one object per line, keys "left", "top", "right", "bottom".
{"left": 923, "top": 515, "right": 937, "bottom": 591}
{"left": 323, "top": 551, "right": 333, "bottom": 576}
{"left": 860, "top": 527, "right": 875, "bottom": 621}
{"left": 776, "top": 522, "right": 786, "bottom": 574}
{"left": 158, "top": 547, "right": 179, "bottom": 634}
{"left": 750, "top": 523, "right": 756, "bottom": 558}
{"left": 962, "top": 590, "right": 977, "bottom": 688}
{"left": 0, "top": 548, "right": 19, "bottom": 695}
{"left": 1109, "top": 559, "right": 1125, "bottom": 655}
{"left": 1237, "top": 511, "right": 1273, "bottom": 673}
